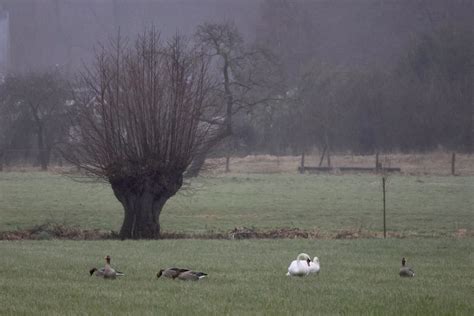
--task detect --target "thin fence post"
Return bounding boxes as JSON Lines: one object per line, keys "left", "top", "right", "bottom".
{"left": 382, "top": 177, "right": 386, "bottom": 239}
{"left": 451, "top": 152, "right": 456, "bottom": 175}
{"left": 375, "top": 152, "right": 380, "bottom": 173}
{"left": 225, "top": 155, "right": 230, "bottom": 173}
{"left": 299, "top": 151, "right": 305, "bottom": 174}
{"left": 318, "top": 146, "right": 326, "bottom": 167}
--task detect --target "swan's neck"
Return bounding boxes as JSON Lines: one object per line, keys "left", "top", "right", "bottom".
{"left": 296, "top": 253, "right": 309, "bottom": 261}
{"left": 297, "top": 259, "right": 311, "bottom": 267}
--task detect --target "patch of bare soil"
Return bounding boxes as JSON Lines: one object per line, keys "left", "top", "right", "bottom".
{"left": 1, "top": 225, "right": 471, "bottom": 240}
{"left": 0, "top": 223, "right": 118, "bottom": 240}
{"left": 453, "top": 228, "right": 473, "bottom": 238}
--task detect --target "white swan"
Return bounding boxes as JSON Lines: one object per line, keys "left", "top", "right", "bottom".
{"left": 286, "top": 253, "right": 312, "bottom": 276}
{"left": 308, "top": 257, "right": 320, "bottom": 274}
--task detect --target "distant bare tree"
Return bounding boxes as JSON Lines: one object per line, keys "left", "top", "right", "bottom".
{"left": 0, "top": 94, "right": 14, "bottom": 171}
{"left": 397, "top": 24, "right": 474, "bottom": 152}
{"left": 188, "top": 21, "right": 282, "bottom": 175}
{"left": 0, "top": 70, "right": 71, "bottom": 170}
{"left": 294, "top": 64, "right": 346, "bottom": 156}
{"left": 257, "top": 0, "right": 319, "bottom": 82}
{"left": 64, "top": 30, "right": 216, "bottom": 239}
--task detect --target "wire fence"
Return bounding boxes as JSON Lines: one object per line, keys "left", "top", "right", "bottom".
{"left": 203, "top": 151, "right": 474, "bottom": 176}
{"left": 1, "top": 149, "right": 473, "bottom": 176}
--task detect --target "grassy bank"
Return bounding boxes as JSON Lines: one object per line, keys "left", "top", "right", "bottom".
{"left": 0, "top": 172, "right": 472, "bottom": 236}
{"left": 0, "top": 238, "right": 472, "bottom": 315}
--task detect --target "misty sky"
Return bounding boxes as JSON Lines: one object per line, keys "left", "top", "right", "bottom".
{"left": 2, "top": 0, "right": 473, "bottom": 73}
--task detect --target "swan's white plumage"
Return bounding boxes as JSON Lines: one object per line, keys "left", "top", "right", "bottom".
{"left": 286, "top": 260, "right": 310, "bottom": 276}
{"left": 286, "top": 253, "right": 311, "bottom": 277}
{"left": 308, "top": 257, "right": 320, "bottom": 274}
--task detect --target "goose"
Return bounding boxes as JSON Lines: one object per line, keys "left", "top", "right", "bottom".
{"left": 89, "top": 255, "right": 125, "bottom": 279}
{"left": 286, "top": 253, "right": 312, "bottom": 277}
{"left": 308, "top": 256, "right": 320, "bottom": 274}
{"left": 175, "top": 270, "right": 208, "bottom": 281}
{"left": 157, "top": 267, "right": 190, "bottom": 279}
{"left": 399, "top": 257, "right": 415, "bottom": 277}
{"left": 157, "top": 267, "right": 207, "bottom": 281}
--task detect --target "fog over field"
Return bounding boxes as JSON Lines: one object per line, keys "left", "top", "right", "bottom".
{"left": 2, "top": 0, "right": 472, "bottom": 71}
{"left": 0, "top": 2, "right": 472, "bottom": 314}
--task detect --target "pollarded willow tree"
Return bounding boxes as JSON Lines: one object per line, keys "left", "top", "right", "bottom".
{"left": 65, "top": 30, "right": 218, "bottom": 239}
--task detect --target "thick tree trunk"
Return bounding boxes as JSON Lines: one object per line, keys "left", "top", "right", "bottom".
{"left": 118, "top": 194, "right": 167, "bottom": 239}
{"left": 111, "top": 174, "right": 183, "bottom": 239}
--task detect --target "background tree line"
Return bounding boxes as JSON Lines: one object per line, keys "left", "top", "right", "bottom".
{"left": 244, "top": 0, "right": 473, "bottom": 155}
{"left": 0, "top": 0, "right": 471, "bottom": 239}
{"left": 0, "top": 0, "right": 473, "bottom": 172}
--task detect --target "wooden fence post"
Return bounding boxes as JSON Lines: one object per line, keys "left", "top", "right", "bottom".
{"left": 451, "top": 152, "right": 456, "bottom": 175}
{"left": 318, "top": 146, "right": 326, "bottom": 167}
{"left": 299, "top": 152, "right": 305, "bottom": 174}
{"left": 382, "top": 177, "right": 386, "bottom": 239}
{"left": 375, "top": 152, "right": 380, "bottom": 173}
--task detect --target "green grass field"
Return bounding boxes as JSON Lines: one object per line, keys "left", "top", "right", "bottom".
{"left": 0, "top": 238, "right": 473, "bottom": 315}
{"left": 0, "top": 172, "right": 473, "bottom": 314}
{"left": 0, "top": 172, "right": 472, "bottom": 236}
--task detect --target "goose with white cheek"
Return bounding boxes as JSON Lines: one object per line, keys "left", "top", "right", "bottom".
{"left": 286, "top": 253, "right": 312, "bottom": 277}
